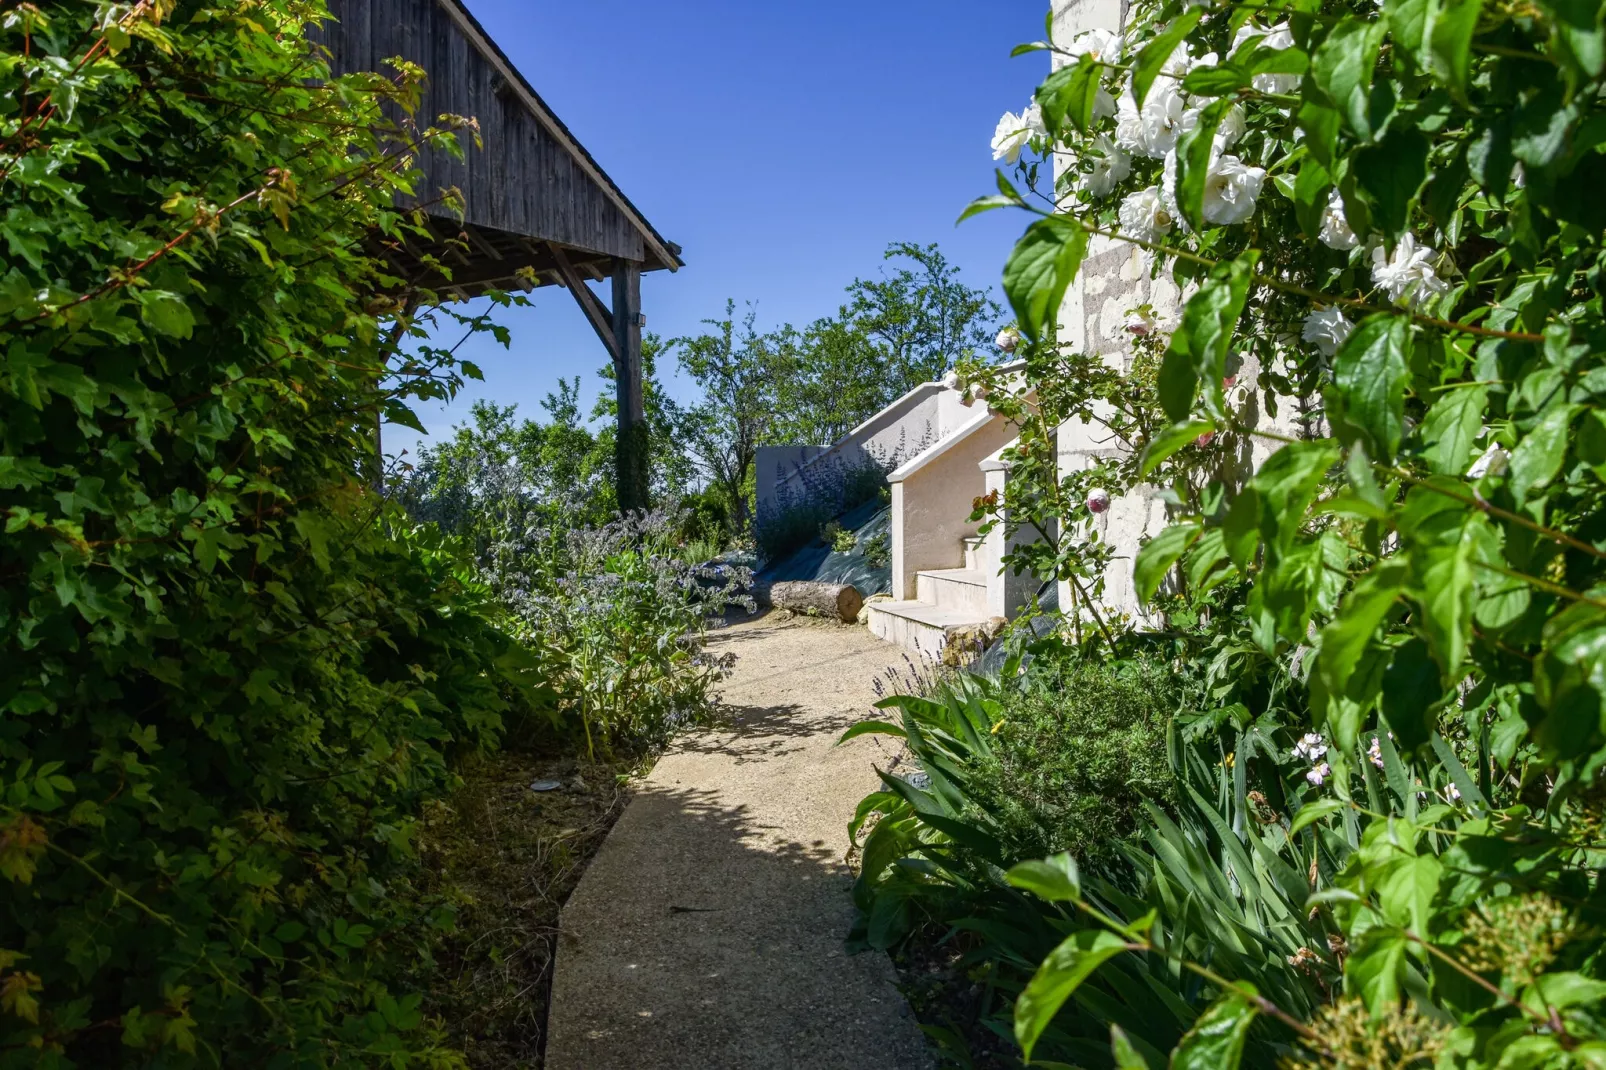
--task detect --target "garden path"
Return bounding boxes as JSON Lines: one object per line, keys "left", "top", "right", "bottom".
{"left": 544, "top": 613, "right": 933, "bottom": 1070}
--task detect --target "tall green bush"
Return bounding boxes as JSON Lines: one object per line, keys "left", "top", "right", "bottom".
{"left": 0, "top": 3, "right": 517, "bottom": 1063}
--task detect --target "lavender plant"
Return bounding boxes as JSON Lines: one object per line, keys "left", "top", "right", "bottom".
{"left": 485, "top": 507, "right": 753, "bottom": 757}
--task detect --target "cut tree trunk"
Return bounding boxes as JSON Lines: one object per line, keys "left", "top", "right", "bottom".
{"left": 758, "top": 581, "right": 864, "bottom": 623}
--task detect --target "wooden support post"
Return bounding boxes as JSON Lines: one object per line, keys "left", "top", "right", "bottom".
{"left": 612, "top": 258, "right": 649, "bottom": 514}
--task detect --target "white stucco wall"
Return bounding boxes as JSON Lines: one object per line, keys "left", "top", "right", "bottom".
{"left": 888, "top": 410, "right": 1020, "bottom": 600}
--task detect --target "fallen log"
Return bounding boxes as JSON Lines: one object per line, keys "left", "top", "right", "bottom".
{"left": 756, "top": 580, "right": 864, "bottom": 623}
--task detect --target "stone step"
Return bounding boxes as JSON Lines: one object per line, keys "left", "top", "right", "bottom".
{"left": 916, "top": 568, "right": 990, "bottom": 617}
{"left": 865, "top": 599, "right": 990, "bottom": 660}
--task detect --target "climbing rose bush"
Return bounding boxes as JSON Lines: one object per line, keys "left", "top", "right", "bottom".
{"left": 964, "top": 0, "right": 1606, "bottom": 1064}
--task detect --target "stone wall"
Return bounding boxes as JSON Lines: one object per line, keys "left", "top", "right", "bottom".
{"left": 1049, "top": 0, "right": 1307, "bottom": 623}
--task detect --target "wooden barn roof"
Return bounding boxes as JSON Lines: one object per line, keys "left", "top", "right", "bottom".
{"left": 321, "top": 0, "right": 683, "bottom": 297}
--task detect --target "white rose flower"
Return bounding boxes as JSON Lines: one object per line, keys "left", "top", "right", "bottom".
{"left": 1214, "top": 104, "right": 1246, "bottom": 149}
{"left": 1318, "top": 188, "right": 1360, "bottom": 250}
{"left": 1370, "top": 233, "right": 1450, "bottom": 307}
{"left": 1201, "top": 154, "right": 1265, "bottom": 225}
{"left": 991, "top": 104, "right": 1044, "bottom": 164}
{"left": 1232, "top": 22, "right": 1299, "bottom": 93}
{"left": 1119, "top": 186, "right": 1175, "bottom": 243}
{"left": 1093, "top": 87, "right": 1117, "bottom": 120}
{"left": 1302, "top": 306, "right": 1353, "bottom": 357}
{"left": 1138, "top": 81, "right": 1192, "bottom": 157}
{"left": 1067, "top": 27, "right": 1121, "bottom": 64}
{"left": 1078, "top": 134, "right": 1131, "bottom": 198}
{"left": 1115, "top": 94, "right": 1146, "bottom": 154}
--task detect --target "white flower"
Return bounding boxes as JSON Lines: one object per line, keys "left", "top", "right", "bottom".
{"left": 1119, "top": 186, "right": 1175, "bottom": 243}
{"left": 1115, "top": 94, "right": 1146, "bottom": 154}
{"left": 1294, "top": 733, "right": 1328, "bottom": 761}
{"left": 1066, "top": 27, "right": 1121, "bottom": 64}
{"left": 1318, "top": 189, "right": 1360, "bottom": 250}
{"left": 1087, "top": 488, "right": 1112, "bottom": 514}
{"left": 1214, "top": 104, "right": 1246, "bottom": 149}
{"left": 1093, "top": 88, "right": 1117, "bottom": 120}
{"left": 1138, "top": 82, "right": 1191, "bottom": 157}
{"left": 1302, "top": 306, "right": 1353, "bottom": 358}
{"left": 1201, "top": 154, "right": 1266, "bottom": 225}
{"left": 991, "top": 104, "right": 1044, "bottom": 164}
{"left": 1306, "top": 762, "right": 1333, "bottom": 786}
{"left": 996, "top": 327, "right": 1021, "bottom": 353}
{"left": 1444, "top": 782, "right": 1463, "bottom": 802}
{"left": 1367, "top": 736, "right": 1385, "bottom": 769}
{"left": 1468, "top": 444, "right": 1510, "bottom": 479}
{"left": 1125, "top": 307, "right": 1165, "bottom": 335}
{"left": 1370, "top": 234, "right": 1451, "bottom": 307}
{"left": 1233, "top": 22, "right": 1299, "bottom": 93}
{"left": 1078, "top": 134, "right": 1131, "bottom": 198}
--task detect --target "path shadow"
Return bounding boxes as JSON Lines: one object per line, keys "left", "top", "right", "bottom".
{"left": 547, "top": 781, "right": 932, "bottom": 1070}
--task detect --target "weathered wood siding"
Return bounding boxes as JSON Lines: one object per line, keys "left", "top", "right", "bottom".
{"left": 320, "top": 0, "right": 646, "bottom": 262}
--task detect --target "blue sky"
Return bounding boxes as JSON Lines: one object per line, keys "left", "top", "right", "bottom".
{"left": 390, "top": 0, "right": 1048, "bottom": 458}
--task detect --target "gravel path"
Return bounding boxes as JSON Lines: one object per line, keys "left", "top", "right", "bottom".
{"left": 544, "top": 614, "right": 933, "bottom": 1070}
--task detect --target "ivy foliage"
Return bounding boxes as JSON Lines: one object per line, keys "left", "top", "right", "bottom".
{"left": 1, "top": 2, "right": 522, "bottom": 1064}
{"left": 954, "top": 0, "right": 1606, "bottom": 1063}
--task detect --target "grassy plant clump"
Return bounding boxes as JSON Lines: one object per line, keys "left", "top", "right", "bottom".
{"left": 964, "top": 653, "right": 1178, "bottom": 870}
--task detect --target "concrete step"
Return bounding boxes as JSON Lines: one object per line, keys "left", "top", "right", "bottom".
{"left": 865, "top": 599, "right": 990, "bottom": 660}
{"left": 915, "top": 568, "right": 990, "bottom": 617}
{"left": 963, "top": 534, "right": 986, "bottom": 571}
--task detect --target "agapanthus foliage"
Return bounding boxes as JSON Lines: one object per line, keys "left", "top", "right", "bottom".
{"left": 955, "top": 0, "right": 1606, "bottom": 1063}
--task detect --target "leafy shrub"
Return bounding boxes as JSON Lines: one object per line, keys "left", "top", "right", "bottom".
{"left": 964, "top": 646, "right": 1177, "bottom": 869}
{"left": 0, "top": 4, "right": 518, "bottom": 1063}
{"left": 486, "top": 508, "right": 752, "bottom": 757}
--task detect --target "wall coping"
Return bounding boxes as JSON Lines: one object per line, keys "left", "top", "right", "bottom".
{"left": 887, "top": 407, "right": 999, "bottom": 484}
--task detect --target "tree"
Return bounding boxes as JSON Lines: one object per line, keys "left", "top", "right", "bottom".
{"left": 673, "top": 303, "right": 798, "bottom": 531}
{"left": 593, "top": 332, "right": 698, "bottom": 502}
{"left": 777, "top": 242, "right": 1002, "bottom": 446}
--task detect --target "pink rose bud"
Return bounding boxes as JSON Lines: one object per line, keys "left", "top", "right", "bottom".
{"left": 1196, "top": 431, "right": 1215, "bottom": 447}
{"left": 1086, "top": 488, "right": 1111, "bottom": 514}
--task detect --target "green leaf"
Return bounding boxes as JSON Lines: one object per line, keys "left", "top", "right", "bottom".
{"left": 1139, "top": 420, "right": 1217, "bottom": 479}
{"left": 1418, "top": 385, "right": 1488, "bottom": 475}
{"left": 1430, "top": 0, "right": 1485, "bottom": 99}
{"left": 1181, "top": 64, "right": 1251, "bottom": 97}
{"left": 1171, "top": 988, "right": 1259, "bottom": 1070}
{"left": 1015, "top": 930, "right": 1131, "bottom": 1060}
{"left": 1399, "top": 483, "right": 1490, "bottom": 678}
{"left": 1175, "top": 99, "right": 1231, "bottom": 232}
{"left": 1132, "top": 11, "right": 1202, "bottom": 107}
{"left": 1330, "top": 314, "right": 1410, "bottom": 463}
{"left": 1509, "top": 403, "right": 1577, "bottom": 499}
{"left": 1315, "top": 560, "right": 1409, "bottom": 750}
{"left": 1290, "top": 797, "right": 1347, "bottom": 836}
{"left": 1006, "top": 852, "right": 1082, "bottom": 902}
{"left": 1355, "top": 128, "right": 1430, "bottom": 238}
{"left": 139, "top": 290, "right": 197, "bottom": 339}
{"left": 1293, "top": 156, "right": 1333, "bottom": 239}
{"left": 956, "top": 195, "right": 1020, "bottom": 224}
{"left": 1039, "top": 54, "right": 1102, "bottom": 134}
{"left": 1346, "top": 928, "right": 1406, "bottom": 1013}
{"left": 1377, "top": 851, "right": 1441, "bottom": 934}
{"left": 1133, "top": 521, "right": 1203, "bottom": 604}
{"left": 837, "top": 720, "right": 906, "bottom": 744}
{"left": 1381, "top": 638, "right": 1445, "bottom": 749}
{"left": 1310, "top": 18, "right": 1386, "bottom": 137}
{"left": 1004, "top": 217, "right": 1089, "bottom": 342}
{"left": 1250, "top": 440, "right": 1343, "bottom": 557}
{"left": 1109, "top": 1024, "right": 1149, "bottom": 1069}
{"left": 1159, "top": 252, "right": 1258, "bottom": 422}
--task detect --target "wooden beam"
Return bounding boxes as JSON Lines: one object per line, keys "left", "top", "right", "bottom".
{"left": 612, "top": 258, "right": 649, "bottom": 513}
{"left": 551, "top": 244, "right": 620, "bottom": 364}
{"left": 462, "top": 225, "right": 505, "bottom": 261}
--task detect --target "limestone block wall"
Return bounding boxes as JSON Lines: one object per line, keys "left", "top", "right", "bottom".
{"left": 1050, "top": 0, "right": 1309, "bottom": 623}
